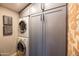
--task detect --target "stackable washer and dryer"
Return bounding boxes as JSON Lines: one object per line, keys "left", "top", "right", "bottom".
{"left": 17, "top": 16, "right": 29, "bottom": 56}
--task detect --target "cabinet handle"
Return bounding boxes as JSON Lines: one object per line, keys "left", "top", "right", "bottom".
{"left": 41, "top": 15, "right": 43, "bottom": 21}
{"left": 41, "top": 3, "right": 44, "bottom": 11}
{"left": 41, "top": 14, "right": 45, "bottom": 22}
{"left": 42, "top": 14, "right": 45, "bottom": 22}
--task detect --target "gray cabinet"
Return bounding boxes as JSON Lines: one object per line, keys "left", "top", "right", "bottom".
{"left": 29, "top": 4, "right": 67, "bottom": 56}
{"left": 45, "top": 6, "right": 66, "bottom": 56}
{"left": 29, "top": 14, "right": 43, "bottom": 56}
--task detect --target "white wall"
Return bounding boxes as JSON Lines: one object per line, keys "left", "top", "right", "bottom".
{"left": 0, "top": 6, "right": 19, "bottom": 55}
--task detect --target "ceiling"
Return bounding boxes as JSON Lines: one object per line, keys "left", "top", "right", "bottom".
{"left": 0, "top": 3, "right": 29, "bottom": 13}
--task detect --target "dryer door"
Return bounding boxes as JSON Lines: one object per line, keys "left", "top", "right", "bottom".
{"left": 19, "top": 20, "right": 26, "bottom": 33}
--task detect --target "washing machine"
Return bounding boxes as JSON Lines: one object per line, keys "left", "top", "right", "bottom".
{"left": 17, "top": 37, "right": 29, "bottom": 56}
{"left": 19, "top": 16, "right": 29, "bottom": 38}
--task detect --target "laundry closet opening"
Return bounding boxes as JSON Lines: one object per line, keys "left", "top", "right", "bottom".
{"left": 0, "top": 3, "right": 68, "bottom": 56}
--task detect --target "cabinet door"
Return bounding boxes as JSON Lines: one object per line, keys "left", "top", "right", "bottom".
{"left": 44, "top": 3, "right": 66, "bottom": 11}
{"left": 29, "top": 14, "right": 43, "bottom": 56}
{"left": 45, "top": 6, "right": 67, "bottom": 56}
{"left": 29, "top": 3, "right": 42, "bottom": 15}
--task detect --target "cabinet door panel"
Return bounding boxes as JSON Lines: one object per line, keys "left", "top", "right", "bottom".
{"left": 44, "top": 3, "right": 66, "bottom": 10}
{"left": 45, "top": 6, "right": 66, "bottom": 56}
{"left": 29, "top": 14, "right": 43, "bottom": 56}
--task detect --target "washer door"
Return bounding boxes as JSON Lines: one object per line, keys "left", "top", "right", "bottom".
{"left": 17, "top": 40, "right": 26, "bottom": 56}
{"left": 19, "top": 21, "right": 27, "bottom": 33}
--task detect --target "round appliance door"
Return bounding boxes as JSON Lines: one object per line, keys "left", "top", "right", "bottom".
{"left": 19, "top": 20, "right": 27, "bottom": 33}
{"left": 17, "top": 40, "right": 26, "bottom": 56}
